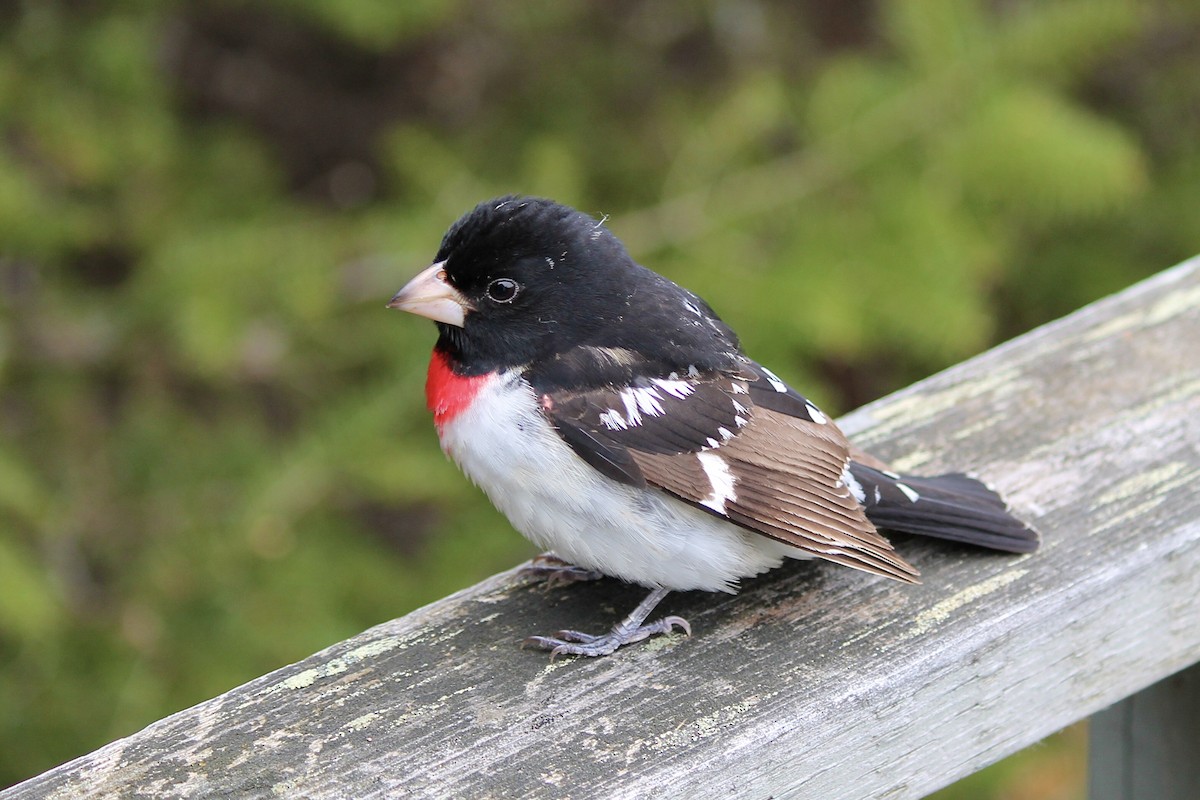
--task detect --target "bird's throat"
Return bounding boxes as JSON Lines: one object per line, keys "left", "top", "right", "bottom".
{"left": 426, "top": 347, "right": 488, "bottom": 430}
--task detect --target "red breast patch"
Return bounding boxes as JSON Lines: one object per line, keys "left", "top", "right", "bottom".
{"left": 426, "top": 348, "right": 487, "bottom": 429}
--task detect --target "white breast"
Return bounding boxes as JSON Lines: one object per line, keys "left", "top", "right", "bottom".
{"left": 437, "top": 371, "right": 804, "bottom": 592}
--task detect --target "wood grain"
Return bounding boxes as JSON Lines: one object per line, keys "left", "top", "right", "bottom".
{"left": 5, "top": 257, "right": 1199, "bottom": 800}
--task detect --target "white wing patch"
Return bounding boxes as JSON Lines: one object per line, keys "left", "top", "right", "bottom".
{"left": 619, "top": 390, "right": 642, "bottom": 427}
{"left": 732, "top": 397, "right": 750, "bottom": 428}
{"left": 759, "top": 366, "right": 789, "bottom": 393}
{"left": 696, "top": 451, "right": 737, "bottom": 514}
{"left": 896, "top": 482, "right": 921, "bottom": 503}
{"left": 630, "top": 386, "right": 665, "bottom": 416}
{"left": 841, "top": 465, "right": 866, "bottom": 504}
{"left": 602, "top": 386, "right": 667, "bottom": 430}
{"left": 598, "top": 409, "right": 630, "bottom": 431}
{"left": 652, "top": 378, "right": 695, "bottom": 399}
{"left": 805, "top": 403, "right": 828, "bottom": 424}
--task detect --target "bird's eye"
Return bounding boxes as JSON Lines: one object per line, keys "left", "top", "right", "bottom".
{"left": 486, "top": 278, "right": 520, "bottom": 303}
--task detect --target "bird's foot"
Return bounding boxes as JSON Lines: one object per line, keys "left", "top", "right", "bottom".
{"left": 519, "top": 553, "right": 604, "bottom": 588}
{"left": 523, "top": 615, "right": 691, "bottom": 660}
{"left": 522, "top": 587, "right": 687, "bottom": 659}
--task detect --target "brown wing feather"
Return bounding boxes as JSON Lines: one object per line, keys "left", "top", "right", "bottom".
{"left": 630, "top": 409, "right": 920, "bottom": 583}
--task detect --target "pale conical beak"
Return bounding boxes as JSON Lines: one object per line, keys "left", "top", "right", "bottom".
{"left": 387, "top": 261, "right": 473, "bottom": 327}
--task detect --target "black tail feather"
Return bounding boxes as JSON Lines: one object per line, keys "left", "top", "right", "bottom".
{"left": 849, "top": 464, "right": 1040, "bottom": 554}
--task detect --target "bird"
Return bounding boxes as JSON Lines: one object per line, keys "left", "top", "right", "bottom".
{"left": 388, "top": 196, "right": 1039, "bottom": 658}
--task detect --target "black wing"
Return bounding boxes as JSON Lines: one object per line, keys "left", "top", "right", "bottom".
{"left": 533, "top": 350, "right": 918, "bottom": 582}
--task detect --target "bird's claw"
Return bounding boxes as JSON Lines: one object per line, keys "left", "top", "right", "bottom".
{"left": 518, "top": 554, "right": 604, "bottom": 588}
{"left": 521, "top": 615, "right": 691, "bottom": 660}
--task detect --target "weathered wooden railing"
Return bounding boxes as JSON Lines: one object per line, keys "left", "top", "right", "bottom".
{"left": 4, "top": 257, "right": 1198, "bottom": 800}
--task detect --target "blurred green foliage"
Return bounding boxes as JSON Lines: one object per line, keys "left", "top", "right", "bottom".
{"left": 1, "top": 0, "right": 1197, "bottom": 793}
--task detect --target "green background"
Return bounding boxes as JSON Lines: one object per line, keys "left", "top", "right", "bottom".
{"left": 2, "top": 1, "right": 1197, "bottom": 796}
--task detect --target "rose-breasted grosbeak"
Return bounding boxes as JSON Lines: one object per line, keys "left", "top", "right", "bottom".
{"left": 389, "top": 196, "right": 1039, "bottom": 658}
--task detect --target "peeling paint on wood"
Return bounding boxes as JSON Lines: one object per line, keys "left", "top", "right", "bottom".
{"left": 4, "top": 257, "right": 1200, "bottom": 800}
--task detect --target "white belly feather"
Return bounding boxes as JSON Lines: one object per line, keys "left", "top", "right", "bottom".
{"left": 437, "top": 370, "right": 805, "bottom": 593}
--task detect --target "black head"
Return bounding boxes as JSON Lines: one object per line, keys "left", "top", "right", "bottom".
{"left": 389, "top": 196, "right": 741, "bottom": 377}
